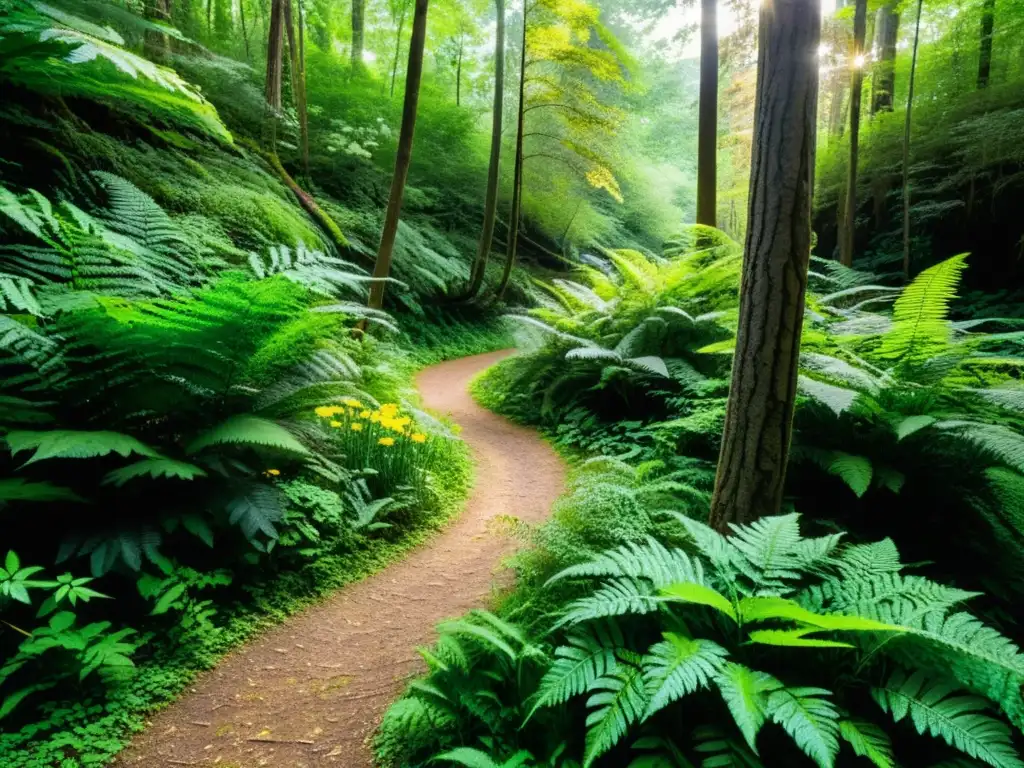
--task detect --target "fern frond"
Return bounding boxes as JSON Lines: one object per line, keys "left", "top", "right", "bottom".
{"left": 584, "top": 657, "right": 648, "bottom": 767}
{"left": 102, "top": 458, "right": 207, "bottom": 486}
{"left": 187, "top": 415, "right": 310, "bottom": 456}
{"left": 839, "top": 719, "right": 896, "bottom": 768}
{"left": 877, "top": 254, "right": 968, "bottom": 363}
{"left": 225, "top": 483, "right": 284, "bottom": 540}
{"left": 873, "top": 671, "right": 1023, "bottom": 768}
{"left": 765, "top": 687, "right": 840, "bottom": 768}
{"left": 714, "top": 663, "right": 783, "bottom": 752}
{"left": 546, "top": 537, "right": 705, "bottom": 589}
{"left": 532, "top": 622, "right": 622, "bottom": 715}
{"left": 642, "top": 633, "right": 729, "bottom": 717}
{"left": 6, "top": 429, "right": 158, "bottom": 465}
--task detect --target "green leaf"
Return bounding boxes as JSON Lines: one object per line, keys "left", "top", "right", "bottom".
{"left": 642, "top": 633, "right": 729, "bottom": 717}
{"left": 839, "top": 719, "right": 896, "bottom": 768}
{"left": 896, "top": 415, "right": 938, "bottom": 441}
{"left": 766, "top": 687, "right": 840, "bottom": 768}
{"left": 6, "top": 430, "right": 158, "bottom": 465}
{"left": 747, "top": 628, "right": 854, "bottom": 649}
{"left": 660, "top": 582, "right": 736, "bottom": 621}
{"left": 102, "top": 458, "right": 207, "bottom": 486}
{"left": 433, "top": 748, "right": 502, "bottom": 768}
{"left": 181, "top": 514, "right": 214, "bottom": 547}
{"left": 738, "top": 597, "right": 905, "bottom": 634}
{"left": 715, "top": 663, "right": 783, "bottom": 753}
{"left": 531, "top": 623, "right": 621, "bottom": 717}
{"left": 826, "top": 453, "right": 873, "bottom": 497}
{"left": 5, "top": 551, "right": 19, "bottom": 574}
{"left": 151, "top": 583, "right": 186, "bottom": 615}
{"left": 0, "top": 478, "right": 85, "bottom": 502}
{"left": 48, "top": 611, "right": 76, "bottom": 631}
{"left": 187, "top": 415, "right": 309, "bottom": 455}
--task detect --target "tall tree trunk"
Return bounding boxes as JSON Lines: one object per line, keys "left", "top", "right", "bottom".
{"left": 390, "top": 0, "right": 409, "bottom": 98}
{"left": 240, "top": 0, "right": 251, "bottom": 61}
{"left": 284, "top": 0, "right": 310, "bottom": 180}
{"left": 465, "top": 0, "right": 505, "bottom": 299}
{"left": 708, "top": 0, "right": 821, "bottom": 531}
{"left": 978, "top": 0, "right": 995, "bottom": 89}
{"left": 144, "top": 0, "right": 170, "bottom": 61}
{"left": 696, "top": 0, "right": 718, "bottom": 227}
{"left": 352, "top": 0, "right": 366, "bottom": 72}
{"left": 871, "top": 3, "right": 899, "bottom": 113}
{"left": 456, "top": 42, "right": 463, "bottom": 106}
{"left": 495, "top": 11, "right": 528, "bottom": 301}
{"left": 902, "top": 0, "right": 924, "bottom": 278}
{"left": 839, "top": 0, "right": 867, "bottom": 266}
{"left": 265, "top": 0, "right": 285, "bottom": 150}
{"left": 367, "top": 0, "right": 430, "bottom": 311}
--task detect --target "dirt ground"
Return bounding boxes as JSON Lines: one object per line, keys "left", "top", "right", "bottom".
{"left": 112, "top": 350, "right": 565, "bottom": 768}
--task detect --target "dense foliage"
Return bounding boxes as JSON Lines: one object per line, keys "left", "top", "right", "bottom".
{"left": 380, "top": 232, "right": 1024, "bottom": 766}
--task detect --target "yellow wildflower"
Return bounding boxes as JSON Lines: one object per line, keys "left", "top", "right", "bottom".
{"left": 265, "top": 469, "right": 281, "bottom": 476}
{"left": 378, "top": 437, "right": 395, "bottom": 447}
{"left": 380, "top": 403, "right": 399, "bottom": 417}
{"left": 343, "top": 398, "right": 363, "bottom": 408}
{"left": 411, "top": 433, "right": 427, "bottom": 444}
{"left": 351, "top": 423, "right": 364, "bottom": 432}
{"left": 315, "top": 405, "right": 344, "bottom": 418}
{"left": 360, "top": 410, "right": 371, "bottom": 419}
{"left": 330, "top": 420, "right": 342, "bottom": 428}
{"left": 369, "top": 412, "right": 381, "bottom": 423}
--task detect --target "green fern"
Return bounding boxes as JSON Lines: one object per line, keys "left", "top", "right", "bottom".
{"left": 187, "top": 415, "right": 310, "bottom": 456}
{"left": 6, "top": 429, "right": 158, "bottom": 465}
{"left": 714, "top": 663, "right": 782, "bottom": 752}
{"left": 839, "top": 719, "right": 896, "bottom": 768}
{"left": 764, "top": 687, "right": 840, "bottom": 768}
{"left": 102, "top": 458, "right": 207, "bottom": 486}
{"left": 877, "top": 254, "right": 968, "bottom": 364}
{"left": 584, "top": 655, "right": 648, "bottom": 766}
{"left": 642, "top": 634, "right": 728, "bottom": 717}
{"left": 873, "top": 671, "right": 1024, "bottom": 768}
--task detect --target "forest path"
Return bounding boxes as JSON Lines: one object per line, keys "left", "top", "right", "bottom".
{"left": 114, "top": 350, "right": 565, "bottom": 768}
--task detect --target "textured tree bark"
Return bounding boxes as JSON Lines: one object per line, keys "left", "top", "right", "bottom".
{"left": 351, "top": 0, "right": 366, "bottom": 73}
{"left": 696, "top": 0, "right": 718, "bottom": 227}
{"left": 708, "top": 0, "right": 821, "bottom": 531}
{"left": 265, "top": 0, "right": 285, "bottom": 112}
{"left": 367, "top": 0, "right": 430, "bottom": 311}
{"left": 902, "top": 0, "right": 924, "bottom": 278}
{"left": 871, "top": 3, "right": 899, "bottom": 114}
{"left": 839, "top": 0, "right": 866, "bottom": 267}
{"left": 978, "top": 0, "right": 995, "bottom": 89}
{"left": 495, "top": 10, "right": 528, "bottom": 301}
{"left": 464, "top": 0, "right": 506, "bottom": 299}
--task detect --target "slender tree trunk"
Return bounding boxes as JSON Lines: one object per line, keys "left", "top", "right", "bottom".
{"left": 696, "top": 0, "right": 718, "bottom": 227}
{"left": 367, "top": 0, "right": 430, "bottom": 311}
{"left": 708, "top": 0, "right": 821, "bottom": 531}
{"left": 206, "top": 0, "right": 212, "bottom": 32}
{"left": 978, "top": 0, "right": 995, "bottom": 88}
{"left": 352, "top": 0, "right": 366, "bottom": 72}
{"left": 902, "top": 0, "right": 924, "bottom": 278}
{"left": 839, "top": 0, "right": 867, "bottom": 266}
{"left": 265, "top": 0, "right": 285, "bottom": 151}
{"left": 240, "top": 0, "right": 251, "bottom": 61}
{"left": 495, "top": 11, "right": 528, "bottom": 301}
{"left": 465, "top": 0, "right": 505, "bottom": 299}
{"left": 871, "top": 3, "right": 899, "bottom": 113}
{"left": 456, "top": 43, "right": 463, "bottom": 106}
{"left": 284, "top": 0, "right": 310, "bottom": 180}
{"left": 390, "top": 1, "right": 409, "bottom": 98}
{"left": 144, "top": 0, "right": 171, "bottom": 61}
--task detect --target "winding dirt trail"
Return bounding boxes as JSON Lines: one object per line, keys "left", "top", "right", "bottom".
{"left": 114, "top": 350, "right": 564, "bottom": 768}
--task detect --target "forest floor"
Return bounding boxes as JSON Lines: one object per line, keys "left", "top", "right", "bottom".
{"left": 112, "top": 350, "right": 565, "bottom": 768}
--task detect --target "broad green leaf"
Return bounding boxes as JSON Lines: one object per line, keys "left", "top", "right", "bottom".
{"left": 660, "top": 582, "right": 737, "bottom": 621}
{"left": 896, "top": 415, "right": 938, "bottom": 441}
{"left": 839, "top": 719, "right": 896, "bottom": 768}
{"left": 748, "top": 628, "right": 854, "bottom": 650}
